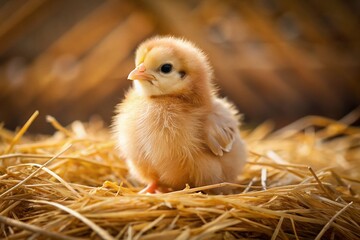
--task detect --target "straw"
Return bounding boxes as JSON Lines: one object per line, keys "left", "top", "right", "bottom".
{"left": 0, "top": 143, "right": 72, "bottom": 198}
{"left": 0, "top": 113, "right": 359, "bottom": 239}
{"left": 0, "top": 215, "right": 81, "bottom": 240}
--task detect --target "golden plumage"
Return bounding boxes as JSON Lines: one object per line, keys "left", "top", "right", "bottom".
{"left": 112, "top": 36, "right": 247, "bottom": 193}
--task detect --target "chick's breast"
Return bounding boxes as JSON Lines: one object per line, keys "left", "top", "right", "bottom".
{"left": 114, "top": 92, "right": 208, "bottom": 189}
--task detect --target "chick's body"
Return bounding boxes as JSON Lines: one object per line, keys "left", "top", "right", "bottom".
{"left": 113, "top": 36, "right": 246, "bottom": 193}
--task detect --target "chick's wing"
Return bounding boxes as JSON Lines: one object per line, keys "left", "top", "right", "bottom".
{"left": 205, "top": 98, "right": 240, "bottom": 157}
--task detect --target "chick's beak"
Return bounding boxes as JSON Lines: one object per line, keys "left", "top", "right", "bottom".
{"left": 128, "top": 63, "right": 155, "bottom": 81}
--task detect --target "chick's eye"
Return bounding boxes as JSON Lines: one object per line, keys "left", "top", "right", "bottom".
{"left": 160, "top": 63, "right": 172, "bottom": 74}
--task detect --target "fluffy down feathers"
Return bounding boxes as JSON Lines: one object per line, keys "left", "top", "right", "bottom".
{"left": 112, "top": 36, "right": 247, "bottom": 193}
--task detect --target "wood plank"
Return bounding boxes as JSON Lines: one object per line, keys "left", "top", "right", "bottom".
{"left": 277, "top": 0, "right": 360, "bottom": 101}
{"left": 0, "top": 0, "right": 27, "bottom": 23}
{"left": 312, "top": 0, "right": 360, "bottom": 44}
{"left": 0, "top": 0, "right": 49, "bottom": 54}
{"left": 231, "top": 40, "right": 303, "bottom": 107}
{"left": 235, "top": 1, "right": 343, "bottom": 115}
{"left": 21, "top": 0, "right": 133, "bottom": 107}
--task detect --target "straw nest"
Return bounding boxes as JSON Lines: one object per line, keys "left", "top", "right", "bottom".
{"left": 1, "top": 110, "right": 359, "bottom": 240}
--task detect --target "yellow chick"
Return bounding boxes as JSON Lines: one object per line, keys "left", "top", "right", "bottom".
{"left": 112, "top": 36, "right": 247, "bottom": 194}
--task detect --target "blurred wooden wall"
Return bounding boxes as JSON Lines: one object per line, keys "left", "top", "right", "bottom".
{"left": 0, "top": 0, "right": 359, "bottom": 133}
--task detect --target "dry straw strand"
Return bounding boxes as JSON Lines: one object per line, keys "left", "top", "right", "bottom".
{"left": 308, "top": 166, "right": 333, "bottom": 199}
{"left": 29, "top": 199, "right": 115, "bottom": 240}
{"left": 290, "top": 217, "right": 300, "bottom": 240}
{"left": 271, "top": 216, "right": 284, "bottom": 240}
{"left": 7, "top": 162, "right": 81, "bottom": 198}
{"left": 5, "top": 110, "right": 39, "bottom": 154}
{"left": 0, "top": 215, "right": 80, "bottom": 240}
{"left": 314, "top": 201, "right": 353, "bottom": 240}
{"left": 0, "top": 143, "right": 72, "bottom": 198}
{"left": 133, "top": 214, "right": 166, "bottom": 240}
{"left": 46, "top": 115, "right": 74, "bottom": 137}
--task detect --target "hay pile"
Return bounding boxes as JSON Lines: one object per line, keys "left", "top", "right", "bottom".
{"left": 1, "top": 111, "right": 359, "bottom": 239}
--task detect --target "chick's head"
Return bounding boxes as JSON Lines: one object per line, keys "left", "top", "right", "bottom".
{"left": 128, "top": 36, "right": 213, "bottom": 99}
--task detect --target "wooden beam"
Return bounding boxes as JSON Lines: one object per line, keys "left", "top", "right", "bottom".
{"left": 21, "top": 1, "right": 134, "bottom": 107}
{"left": 277, "top": 0, "right": 359, "bottom": 101}
{"left": 0, "top": 0, "right": 49, "bottom": 54}
{"left": 235, "top": 1, "right": 343, "bottom": 114}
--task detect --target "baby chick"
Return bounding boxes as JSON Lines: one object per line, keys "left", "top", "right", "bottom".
{"left": 112, "top": 36, "right": 247, "bottom": 194}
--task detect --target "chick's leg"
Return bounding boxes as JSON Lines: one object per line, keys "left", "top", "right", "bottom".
{"left": 139, "top": 182, "right": 158, "bottom": 194}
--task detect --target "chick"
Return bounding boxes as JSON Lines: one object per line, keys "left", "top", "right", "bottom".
{"left": 112, "top": 36, "right": 247, "bottom": 194}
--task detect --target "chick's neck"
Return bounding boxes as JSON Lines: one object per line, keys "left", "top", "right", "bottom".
{"left": 150, "top": 80, "right": 213, "bottom": 108}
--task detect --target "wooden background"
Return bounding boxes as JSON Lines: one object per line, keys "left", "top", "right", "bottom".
{"left": 0, "top": 0, "right": 359, "bottom": 133}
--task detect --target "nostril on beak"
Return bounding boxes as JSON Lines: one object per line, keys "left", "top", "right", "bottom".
{"left": 138, "top": 63, "right": 146, "bottom": 72}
